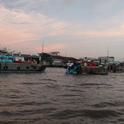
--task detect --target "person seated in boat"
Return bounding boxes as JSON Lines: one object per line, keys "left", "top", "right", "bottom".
{"left": 33, "top": 59, "right": 38, "bottom": 64}
{"left": 84, "top": 62, "right": 87, "bottom": 67}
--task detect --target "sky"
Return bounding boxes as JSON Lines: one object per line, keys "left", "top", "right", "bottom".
{"left": 0, "top": 0, "right": 124, "bottom": 59}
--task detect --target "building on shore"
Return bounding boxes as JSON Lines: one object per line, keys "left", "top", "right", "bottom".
{"left": 39, "top": 52, "right": 77, "bottom": 67}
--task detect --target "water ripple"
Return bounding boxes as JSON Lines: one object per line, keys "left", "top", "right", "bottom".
{"left": 0, "top": 68, "right": 124, "bottom": 124}
{"left": 50, "top": 109, "right": 121, "bottom": 119}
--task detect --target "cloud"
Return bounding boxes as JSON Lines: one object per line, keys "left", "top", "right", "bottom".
{"left": 75, "top": 30, "right": 124, "bottom": 39}
{"left": 68, "top": 17, "right": 124, "bottom": 39}
{"left": 35, "top": 43, "right": 65, "bottom": 53}
{"left": 0, "top": 5, "right": 67, "bottom": 46}
{"left": 0, "top": 0, "right": 48, "bottom": 9}
{"left": 1, "top": 0, "right": 124, "bottom": 57}
{"left": 63, "top": 0, "right": 76, "bottom": 5}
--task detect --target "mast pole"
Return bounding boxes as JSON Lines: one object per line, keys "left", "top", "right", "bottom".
{"left": 42, "top": 41, "right": 44, "bottom": 53}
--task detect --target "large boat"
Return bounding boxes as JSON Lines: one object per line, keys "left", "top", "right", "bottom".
{"left": 0, "top": 54, "right": 46, "bottom": 73}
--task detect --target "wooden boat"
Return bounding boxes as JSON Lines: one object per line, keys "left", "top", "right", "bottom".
{"left": 66, "top": 61, "right": 108, "bottom": 75}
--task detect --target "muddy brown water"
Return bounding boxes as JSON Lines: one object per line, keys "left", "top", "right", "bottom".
{"left": 0, "top": 68, "right": 124, "bottom": 124}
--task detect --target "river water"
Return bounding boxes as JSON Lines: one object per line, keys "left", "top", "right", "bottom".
{"left": 0, "top": 68, "right": 124, "bottom": 124}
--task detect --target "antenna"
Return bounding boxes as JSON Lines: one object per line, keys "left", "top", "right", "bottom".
{"left": 107, "top": 49, "right": 109, "bottom": 63}
{"left": 107, "top": 49, "right": 109, "bottom": 57}
{"left": 42, "top": 41, "right": 44, "bottom": 53}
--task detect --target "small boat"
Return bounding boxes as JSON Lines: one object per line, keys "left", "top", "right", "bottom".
{"left": 66, "top": 62, "right": 82, "bottom": 75}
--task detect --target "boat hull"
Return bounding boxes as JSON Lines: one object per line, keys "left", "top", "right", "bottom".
{"left": 81, "top": 66, "right": 108, "bottom": 75}
{"left": 66, "top": 65, "right": 108, "bottom": 75}
{"left": 0, "top": 63, "right": 46, "bottom": 73}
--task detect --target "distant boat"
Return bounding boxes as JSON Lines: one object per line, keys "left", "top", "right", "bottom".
{"left": 66, "top": 60, "right": 108, "bottom": 75}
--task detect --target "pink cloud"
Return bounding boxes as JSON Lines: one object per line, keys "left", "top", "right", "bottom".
{"left": 74, "top": 29, "right": 124, "bottom": 39}
{"left": 0, "top": 26, "right": 35, "bottom": 44}
{"left": 35, "top": 43, "right": 65, "bottom": 53}
{"left": 0, "top": 6, "right": 67, "bottom": 47}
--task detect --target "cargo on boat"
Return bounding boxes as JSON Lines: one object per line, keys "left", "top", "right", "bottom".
{"left": 0, "top": 50, "right": 46, "bottom": 73}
